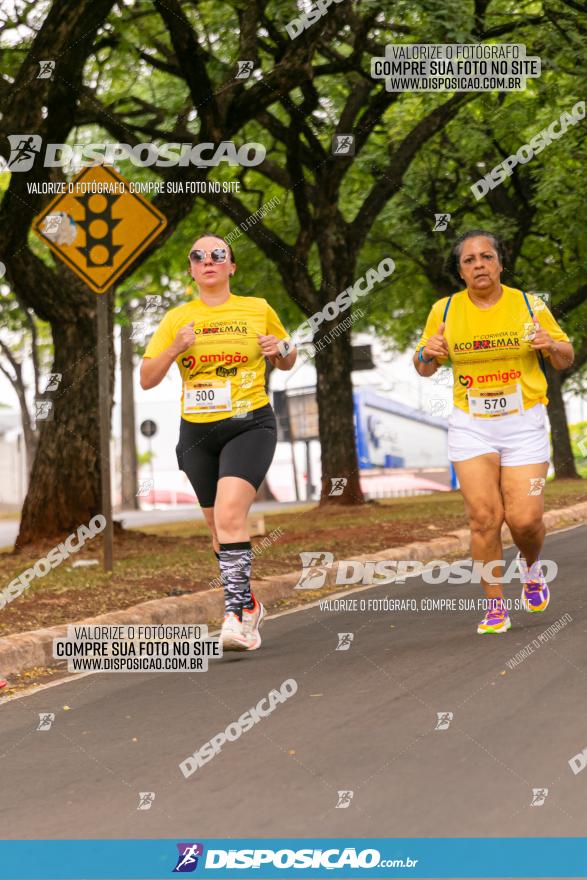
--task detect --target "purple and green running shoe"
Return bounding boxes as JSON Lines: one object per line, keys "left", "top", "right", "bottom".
{"left": 477, "top": 598, "right": 511, "bottom": 634}
{"left": 517, "top": 552, "right": 550, "bottom": 613}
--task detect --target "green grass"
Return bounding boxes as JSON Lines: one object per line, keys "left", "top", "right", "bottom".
{"left": 0, "top": 479, "right": 584, "bottom": 637}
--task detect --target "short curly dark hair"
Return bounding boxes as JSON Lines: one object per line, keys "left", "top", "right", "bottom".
{"left": 449, "top": 230, "right": 506, "bottom": 280}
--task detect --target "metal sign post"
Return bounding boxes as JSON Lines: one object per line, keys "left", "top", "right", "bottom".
{"left": 284, "top": 393, "right": 300, "bottom": 502}
{"left": 286, "top": 389, "right": 319, "bottom": 502}
{"left": 305, "top": 439, "right": 314, "bottom": 501}
{"left": 97, "top": 290, "right": 113, "bottom": 572}
{"left": 140, "top": 420, "right": 158, "bottom": 501}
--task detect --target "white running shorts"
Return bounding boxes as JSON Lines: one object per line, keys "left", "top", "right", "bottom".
{"left": 448, "top": 403, "right": 550, "bottom": 466}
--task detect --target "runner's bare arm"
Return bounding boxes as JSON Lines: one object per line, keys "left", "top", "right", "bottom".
{"left": 413, "top": 322, "right": 447, "bottom": 377}
{"left": 545, "top": 341, "right": 574, "bottom": 370}
{"left": 529, "top": 317, "right": 574, "bottom": 370}
{"left": 269, "top": 348, "right": 297, "bottom": 370}
{"left": 140, "top": 322, "right": 195, "bottom": 389}
{"left": 413, "top": 352, "right": 440, "bottom": 377}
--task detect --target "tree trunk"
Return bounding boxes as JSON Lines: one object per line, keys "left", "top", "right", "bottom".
{"left": 22, "top": 416, "right": 37, "bottom": 481}
{"left": 546, "top": 364, "right": 580, "bottom": 479}
{"left": 120, "top": 316, "right": 139, "bottom": 510}
{"left": 15, "top": 295, "right": 113, "bottom": 546}
{"left": 315, "top": 325, "right": 363, "bottom": 505}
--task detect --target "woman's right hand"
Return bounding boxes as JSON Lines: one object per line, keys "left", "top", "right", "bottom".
{"left": 423, "top": 322, "right": 449, "bottom": 361}
{"left": 172, "top": 321, "right": 196, "bottom": 355}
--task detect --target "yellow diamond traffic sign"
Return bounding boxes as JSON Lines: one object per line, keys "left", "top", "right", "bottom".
{"left": 32, "top": 165, "right": 167, "bottom": 293}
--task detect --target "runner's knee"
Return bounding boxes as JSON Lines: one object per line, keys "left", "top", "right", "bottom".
{"left": 469, "top": 508, "right": 504, "bottom": 538}
{"left": 505, "top": 511, "right": 544, "bottom": 540}
{"left": 214, "top": 507, "right": 247, "bottom": 535}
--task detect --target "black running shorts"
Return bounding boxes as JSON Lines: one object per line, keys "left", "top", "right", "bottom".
{"left": 175, "top": 403, "right": 277, "bottom": 508}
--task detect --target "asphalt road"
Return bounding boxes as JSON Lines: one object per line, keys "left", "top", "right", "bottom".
{"left": 1, "top": 524, "right": 586, "bottom": 841}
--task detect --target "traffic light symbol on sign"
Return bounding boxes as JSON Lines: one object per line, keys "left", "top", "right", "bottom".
{"left": 73, "top": 191, "right": 123, "bottom": 268}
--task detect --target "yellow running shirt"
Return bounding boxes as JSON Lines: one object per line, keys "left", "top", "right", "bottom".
{"left": 144, "top": 293, "right": 290, "bottom": 423}
{"left": 417, "top": 286, "right": 570, "bottom": 413}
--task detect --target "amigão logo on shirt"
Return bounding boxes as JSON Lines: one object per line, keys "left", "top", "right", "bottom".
{"left": 199, "top": 352, "right": 249, "bottom": 365}
{"left": 479, "top": 368, "right": 521, "bottom": 384}
{"left": 458, "top": 368, "right": 522, "bottom": 387}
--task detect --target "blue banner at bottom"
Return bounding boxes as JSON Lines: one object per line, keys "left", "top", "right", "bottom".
{"left": 0, "top": 838, "right": 586, "bottom": 879}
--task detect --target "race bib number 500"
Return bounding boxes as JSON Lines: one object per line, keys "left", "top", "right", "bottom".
{"left": 183, "top": 379, "right": 232, "bottom": 414}
{"left": 467, "top": 383, "right": 524, "bottom": 418}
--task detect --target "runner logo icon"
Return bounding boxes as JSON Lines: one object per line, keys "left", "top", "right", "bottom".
{"left": 137, "top": 792, "right": 155, "bottom": 810}
{"left": 433, "top": 213, "right": 451, "bottom": 231}
{"left": 295, "top": 552, "right": 334, "bottom": 589}
{"left": 435, "top": 711, "right": 454, "bottom": 730}
{"left": 335, "top": 790, "right": 354, "bottom": 808}
{"left": 6, "top": 134, "right": 42, "bottom": 172}
{"left": 530, "top": 788, "right": 549, "bottom": 806}
{"left": 37, "top": 713, "right": 55, "bottom": 731}
{"left": 173, "top": 843, "right": 204, "bottom": 873}
{"left": 329, "top": 477, "right": 348, "bottom": 496}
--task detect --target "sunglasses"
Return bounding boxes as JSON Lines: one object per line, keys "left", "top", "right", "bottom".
{"left": 189, "top": 247, "right": 228, "bottom": 264}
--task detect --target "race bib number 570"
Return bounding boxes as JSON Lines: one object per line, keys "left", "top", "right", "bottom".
{"left": 467, "top": 383, "right": 523, "bottom": 418}
{"left": 183, "top": 379, "right": 232, "bottom": 414}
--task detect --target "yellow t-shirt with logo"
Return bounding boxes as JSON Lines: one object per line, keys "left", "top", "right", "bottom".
{"left": 416, "top": 286, "right": 569, "bottom": 413}
{"left": 144, "top": 293, "right": 290, "bottom": 423}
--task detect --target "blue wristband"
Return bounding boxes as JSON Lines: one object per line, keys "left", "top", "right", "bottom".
{"left": 418, "top": 348, "right": 434, "bottom": 364}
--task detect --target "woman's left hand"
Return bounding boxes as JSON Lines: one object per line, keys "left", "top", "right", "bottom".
{"left": 529, "top": 317, "right": 554, "bottom": 351}
{"left": 257, "top": 333, "right": 283, "bottom": 357}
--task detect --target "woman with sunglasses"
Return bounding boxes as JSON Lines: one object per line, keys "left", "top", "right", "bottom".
{"left": 414, "top": 230, "right": 573, "bottom": 636}
{"left": 140, "top": 234, "right": 296, "bottom": 651}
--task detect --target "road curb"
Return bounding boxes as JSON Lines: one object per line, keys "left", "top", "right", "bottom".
{"left": 1, "top": 500, "right": 586, "bottom": 678}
